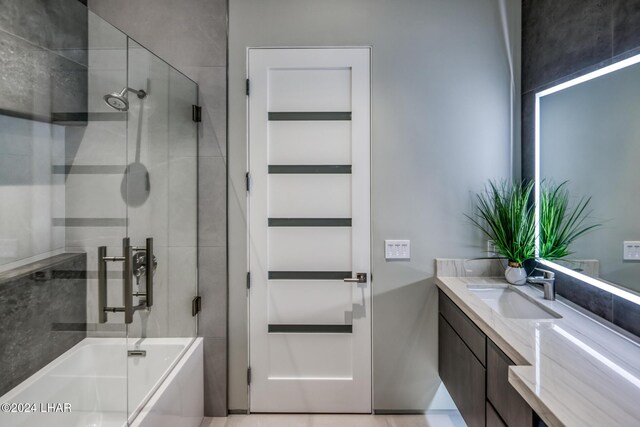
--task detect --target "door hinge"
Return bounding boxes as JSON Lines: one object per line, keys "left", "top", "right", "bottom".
{"left": 192, "top": 105, "right": 202, "bottom": 122}
{"left": 245, "top": 172, "right": 251, "bottom": 192}
{"left": 191, "top": 295, "right": 202, "bottom": 316}
{"left": 246, "top": 79, "right": 250, "bottom": 96}
{"left": 246, "top": 272, "right": 251, "bottom": 289}
{"left": 247, "top": 367, "right": 252, "bottom": 385}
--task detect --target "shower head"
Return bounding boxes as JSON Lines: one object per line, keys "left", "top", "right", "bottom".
{"left": 103, "top": 87, "right": 147, "bottom": 111}
{"left": 104, "top": 89, "right": 129, "bottom": 111}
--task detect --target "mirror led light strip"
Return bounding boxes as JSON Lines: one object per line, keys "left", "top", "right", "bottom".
{"left": 534, "top": 52, "right": 640, "bottom": 307}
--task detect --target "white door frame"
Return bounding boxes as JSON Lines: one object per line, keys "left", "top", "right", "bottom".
{"left": 246, "top": 46, "right": 372, "bottom": 413}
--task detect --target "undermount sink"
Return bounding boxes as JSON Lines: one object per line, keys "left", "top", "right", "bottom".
{"left": 467, "top": 286, "right": 562, "bottom": 319}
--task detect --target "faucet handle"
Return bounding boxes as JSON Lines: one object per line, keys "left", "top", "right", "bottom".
{"left": 534, "top": 268, "right": 555, "bottom": 279}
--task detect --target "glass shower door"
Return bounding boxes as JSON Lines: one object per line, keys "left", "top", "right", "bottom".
{"left": 124, "top": 39, "right": 199, "bottom": 421}
{"left": 85, "top": 11, "right": 131, "bottom": 427}
{"left": 0, "top": 7, "right": 197, "bottom": 426}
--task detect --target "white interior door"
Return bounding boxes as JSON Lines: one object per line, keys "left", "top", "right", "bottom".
{"left": 248, "top": 48, "right": 371, "bottom": 413}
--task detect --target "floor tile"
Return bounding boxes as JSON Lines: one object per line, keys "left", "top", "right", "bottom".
{"left": 200, "top": 412, "right": 466, "bottom": 427}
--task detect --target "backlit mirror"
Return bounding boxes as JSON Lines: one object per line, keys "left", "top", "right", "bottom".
{"left": 536, "top": 54, "right": 640, "bottom": 302}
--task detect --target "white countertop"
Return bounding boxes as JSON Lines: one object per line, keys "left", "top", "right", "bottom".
{"left": 435, "top": 275, "right": 640, "bottom": 427}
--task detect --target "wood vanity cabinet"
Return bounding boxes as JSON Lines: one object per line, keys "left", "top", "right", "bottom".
{"left": 439, "top": 291, "right": 486, "bottom": 427}
{"left": 487, "top": 339, "right": 534, "bottom": 426}
{"left": 438, "top": 290, "right": 546, "bottom": 427}
{"left": 439, "top": 313, "right": 486, "bottom": 427}
{"left": 486, "top": 401, "right": 507, "bottom": 427}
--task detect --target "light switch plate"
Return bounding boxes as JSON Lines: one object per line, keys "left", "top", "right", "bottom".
{"left": 623, "top": 241, "right": 640, "bottom": 260}
{"left": 385, "top": 240, "right": 410, "bottom": 260}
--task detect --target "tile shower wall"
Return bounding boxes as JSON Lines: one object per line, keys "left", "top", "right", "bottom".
{"left": 63, "top": 9, "right": 201, "bottom": 344}
{"left": 0, "top": 116, "right": 66, "bottom": 268}
{"left": 0, "top": 253, "right": 87, "bottom": 396}
{"left": 0, "top": 0, "right": 88, "bottom": 396}
{"left": 87, "top": 0, "right": 228, "bottom": 416}
{"left": 0, "top": 0, "right": 88, "bottom": 398}
{"left": 63, "top": 11, "right": 128, "bottom": 331}
{"left": 0, "top": 0, "right": 88, "bottom": 122}
{"left": 0, "top": 0, "right": 88, "bottom": 268}
{"left": 521, "top": 0, "right": 640, "bottom": 337}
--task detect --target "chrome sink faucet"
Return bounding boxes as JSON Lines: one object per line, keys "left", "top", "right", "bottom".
{"left": 526, "top": 268, "right": 556, "bottom": 301}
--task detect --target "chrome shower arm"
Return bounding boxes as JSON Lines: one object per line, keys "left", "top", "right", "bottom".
{"left": 118, "top": 87, "right": 147, "bottom": 99}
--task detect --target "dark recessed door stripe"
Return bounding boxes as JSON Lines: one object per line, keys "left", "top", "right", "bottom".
{"left": 268, "top": 218, "right": 352, "bottom": 227}
{"left": 269, "top": 271, "right": 352, "bottom": 280}
{"left": 268, "top": 324, "right": 352, "bottom": 333}
{"left": 268, "top": 112, "right": 351, "bottom": 121}
{"left": 268, "top": 165, "right": 351, "bottom": 174}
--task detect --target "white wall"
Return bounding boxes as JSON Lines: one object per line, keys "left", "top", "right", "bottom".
{"left": 228, "top": 0, "right": 520, "bottom": 410}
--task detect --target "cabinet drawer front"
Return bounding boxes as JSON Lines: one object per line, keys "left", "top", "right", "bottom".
{"left": 439, "top": 290, "right": 486, "bottom": 366}
{"left": 439, "top": 315, "right": 486, "bottom": 427}
{"left": 487, "top": 339, "right": 534, "bottom": 427}
{"left": 487, "top": 401, "right": 507, "bottom": 427}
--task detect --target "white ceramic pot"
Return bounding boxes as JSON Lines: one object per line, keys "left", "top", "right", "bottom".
{"left": 505, "top": 262, "right": 527, "bottom": 285}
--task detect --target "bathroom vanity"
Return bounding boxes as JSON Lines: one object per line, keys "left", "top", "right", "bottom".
{"left": 436, "top": 260, "right": 640, "bottom": 427}
{"left": 439, "top": 290, "right": 542, "bottom": 427}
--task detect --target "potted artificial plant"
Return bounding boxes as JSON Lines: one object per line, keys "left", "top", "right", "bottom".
{"left": 467, "top": 180, "right": 535, "bottom": 285}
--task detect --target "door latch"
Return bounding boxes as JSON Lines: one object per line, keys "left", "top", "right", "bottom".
{"left": 343, "top": 273, "right": 367, "bottom": 283}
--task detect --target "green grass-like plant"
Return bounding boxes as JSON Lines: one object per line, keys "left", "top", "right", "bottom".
{"left": 467, "top": 180, "right": 536, "bottom": 266}
{"left": 538, "top": 181, "right": 600, "bottom": 261}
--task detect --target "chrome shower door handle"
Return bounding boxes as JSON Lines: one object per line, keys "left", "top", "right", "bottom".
{"left": 145, "top": 237, "right": 153, "bottom": 308}
{"left": 122, "top": 238, "right": 133, "bottom": 324}
{"left": 97, "top": 237, "right": 134, "bottom": 324}
{"left": 344, "top": 273, "right": 367, "bottom": 283}
{"left": 98, "top": 246, "right": 108, "bottom": 323}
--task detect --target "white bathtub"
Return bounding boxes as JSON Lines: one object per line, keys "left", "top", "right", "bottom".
{"left": 0, "top": 337, "right": 203, "bottom": 427}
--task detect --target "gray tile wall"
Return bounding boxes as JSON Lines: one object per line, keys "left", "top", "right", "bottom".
{"left": 0, "top": 253, "right": 87, "bottom": 396}
{"left": 522, "top": 0, "right": 640, "bottom": 337}
{"left": 0, "top": 116, "right": 66, "bottom": 266}
{"left": 0, "top": 0, "right": 88, "bottom": 122}
{"left": 87, "top": 0, "right": 228, "bottom": 416}
{"left": 0, "top": 0, "right": 87, "bottom": 269}
{"left": 0, "top": 0, "right": 89, "bottom": 398}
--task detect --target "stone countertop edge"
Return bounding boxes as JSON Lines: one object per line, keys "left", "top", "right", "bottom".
{"left": 435, "top": 274, "right": 640, "bottom": 427}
